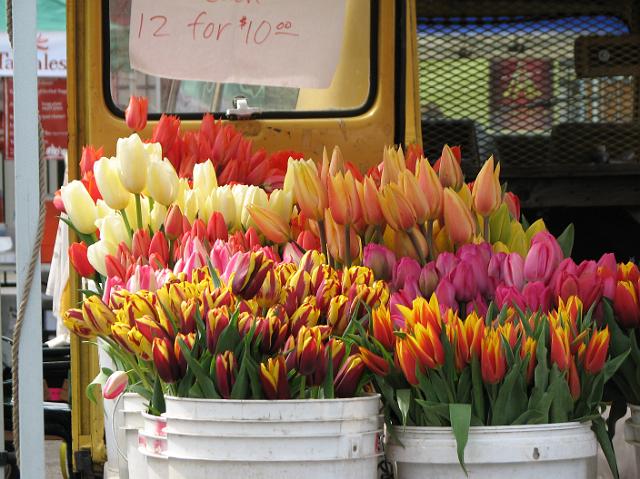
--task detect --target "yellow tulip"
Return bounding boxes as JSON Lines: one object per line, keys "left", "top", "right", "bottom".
{"left": 193, "top": 160, "right": 218, "bottom": 205}
{"left": 213, "top": 185, "right": 237, "bottom": 230}
{"left": 150, "top": 202, "right": 167, "bottom": 232}
{"left": 147, "top": 159, "right": 179, "bottom": 206}
{"left": 116, "top": 133, "right": 149, "bottom": 194}
{"left": 61, "top": 180, "right": 98, "bottom": 234}
{"left": 94, "top": 156, "right": 132, "bottom": 211}
{"left": 95, "top": 200, "right": 113, "bottom": 220}
{"left": 378, "top": 183, "right": 417, "bottom": 231}
{"left": 291, "top": 160, "right": 327, "bottom": 221}
{"left": 97, "top": 212, "right": 131, "bottom": 251}
{"left": 241, "top": 186, "right": 269, "bottom": 230}
{"left": 443, "top": 188, "right": 475, "bottom": 245}
{"left": 230, "top": 184, "right": 249, "bottom": 229}
{"left": 143, "top": 142, "right": 163, "bottom": 162}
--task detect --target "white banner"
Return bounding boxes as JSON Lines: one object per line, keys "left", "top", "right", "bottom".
{"left": 0, "top": 31, "right": 66, "bottom": 77}
{"left": 129, "top": 0, "right": 346, "bottom": 89}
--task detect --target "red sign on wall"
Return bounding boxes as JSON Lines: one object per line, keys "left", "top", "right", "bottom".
{"left": 3, "top": 77, "right": 68, "bottom": 161}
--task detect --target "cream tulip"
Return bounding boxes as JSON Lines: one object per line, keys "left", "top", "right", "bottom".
{"left": 182, "top": 190, "right": 199, "bottom": 224}
{"left": 212, "top": 186, "right": 237, "bottom": 230}
{"left": 61, "top": 180, "right": 98, "bottom": 234}
{"left": 125, "top": 195, "right": 151, "bottom": 230}
{"left": 87, "top": 240, "right": 110, "bottom": 277}
{"left": 231, "top": 184, "right": 249, "bottom": 230}
{"left": 97, "top": 213, "right": 131, "bottom": 250}
{"left": 95, "top": 199, "right": 114, "bottom": 220}
{"left": 150, "top": 203, "right": 168, "bottom": 232}
{"left": 143, "top": 142, "right": 163, "bottom": 162}
{"left": 94, "top": 156, "right": 132, "bottom": 211}
{"left": 241, "top": 186, "right": 268, "bottom": 230}
{"left": 116, "top": 133, "right": 148, "bottom": 194}
{"left": 193, "top": 161, "right": 218, "bottom": 205}
{"left": 147, "top": 159, "right": 179, "bottom": 206}
{"left": 268, "top": 189, "right": 293, "bottom": 223}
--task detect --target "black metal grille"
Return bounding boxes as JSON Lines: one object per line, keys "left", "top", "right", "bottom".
{"left": 416, "top": 11, "right": 639, "bottom": 168}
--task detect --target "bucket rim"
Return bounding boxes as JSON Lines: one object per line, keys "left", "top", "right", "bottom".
{"left": 164, "top": 393, "right": 381, "bottom": 405}
{"left": 163, "top": 428, "right": 383, "bottom": 439}
{"left": 162, "top": 413, "right": 385, "bottom": 424}
{"left": 390, "top": 420, "right": 592, "bottom": 435}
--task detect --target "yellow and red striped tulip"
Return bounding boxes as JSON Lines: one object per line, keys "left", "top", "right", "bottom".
{"left": 397, "top": 338, "right": 420, "bottom": 385}
{"left": 260, "top": 356, "right": 290, "bottom": 399}
{"left": 408, "top": 322, "right": 445, "bottom": 370}
{"left": 289, "top": 298, "right": 320, "bottom": 336}
{"left": 206, "top": 307, "right": 231, "bottom": 354}
{"left": 174, "top": 332, "right": 196, "bottom": 376}
{"left": 63, "top": 308, "right": 95, "bottom": 338}
{"left": 584, "top": 328, "right": 609, "bottom": 374}
{"left": 295, "top": 326, "right": 324, "bottom": 376}
{"left": 372, "top": 306, "right": 395, "bottom": 352}
{"left": 481, "top": 329, "right": 506, "bottom": 384}
{"left": 127, "top": 326, "right": 152, "bottom": 360}
{"left": 82, "top": 296, "right": 117, "bottom": 336}
{"left": 327, "top": 295, "right": 350, "bottom": 334}
{"left": 334, "top": 354, "right": 366, "bottom": 397}
{"left": 549, "top": 323, "right": 571, "bottom": 372}
{"left": 152, "top": 336, "right": 181, "bottom": 383}
{"left": 214, "top": 351, "right": 237, "bottom": 399}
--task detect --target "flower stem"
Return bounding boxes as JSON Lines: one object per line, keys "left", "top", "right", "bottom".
{"left": 426, "top": 220, "right": 435, "bottom": 262}
{"left": 483, "top": 215, "right": 490, "bottom": 242}
{"left": 292, "top": 239, "right": 307, "bottom": 254}
{"left": 344, "top": 223, "right": 351, "bottom": 267}
{"left": 134, "top": 194, "right": 143, "bottom": 230}
{"left": 299, "top": 375, "right": 306, "bottom": 399}
{"left": 120, "top": 208, "right": 133, "bottom": 239}
{"left": 318, "top": 219, "right": 329, "bottom": 263}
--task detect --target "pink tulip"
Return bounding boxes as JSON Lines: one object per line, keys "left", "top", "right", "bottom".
{"left": 392, "top": 257, "right": 422, "bottom": 292}
{"left": 502, "top": 253, "right": 525, "bottom": 290}
{"left": 390, "top": 290, "right": 414, "bottom": 327}
{"left": 282, "top": 242, "right": 304, "bottom": 264}
{"left": 576, "top": 269, "right": 603, "bottom": 311}
{"left": 364, "top": 244, "right": 397, "bottom": 282}
{"left": 126, "top": 265, "right": 158, "bottom": 292}
{"left": 597, "top": 253, "right": 617, "bottom": 300}
{"left": 419, "top": 263, "right": 439, "bottom": 298}
{"left": 435, "top": 279, "right": 458, "bottom": 312}
{"left": 102, "top": 276, "right": 125, "bottom": 304}
{"left": 495, "top": 285, "right": 526, "bottom": 312}
{"left": 451, "top": 261, "right": 478, "bottom": 302}
{"left": 522, "top": 281, "right": 553, "bottom": 312}
{"left": 103, "top": 370, "right": 128, "bottom": 400}
{"left": 436, "top": 252, "right": 459, "bottom": 278}
{"left": 465, "top": 294, "right": 488, "bottom": 317}
{"left": 524, "top": 232, "right": 563, "bottom": 284}
{"left": 488, "top": 252, "right": 507, "bottom": 288}
{"left": 210, "top": 239, "right": 233, "bottom": 273}
{"left": 457, "top": 246, "right": 491, "bottom": 295}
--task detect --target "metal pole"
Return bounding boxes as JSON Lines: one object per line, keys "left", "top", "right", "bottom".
{"left": 12, "top": 0, "right": 45, "bottom": 476}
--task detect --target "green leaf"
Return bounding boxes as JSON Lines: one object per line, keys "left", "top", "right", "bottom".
{"left": 449, "top": 403, "right": 471, "bottom": 475}
{"left": 178, "top": 337, "right": 220, "bottom": 399}
{"left": 323, "top": 347, "right": 335, "bottom": 399}
{"left": 470, "top": 356, "right": 485, "bottom": 425}
{"left": 86, "top": 368, "right": 111, "bottom": 403}
{"left": 556, "top": 224, "right": 574, "bottom": 258}
{"left": 230, "top": 352, "right": 249, "bottom": 400}
{"left": 492, "top": 365, "right": 527, "bottom": 425}
{"left": 150, "top": 375, "right": 166, "bottom": 415}
{"left": 205, "top": 254, "right": 222, "bottom": 289}
{"left": 397, "top": 389, "right": 412, "bottom": 426}
{"left": 549, "top": 366, "right": 572, "bottom": 423}
{"left": 592, "top": 416, "right": 620, "bottom": 479}
{"left": 603, "top": 349, "right": 630, "bottom": 383}
{"left": 215, "top": 309, "right": 242, "bottom": 354}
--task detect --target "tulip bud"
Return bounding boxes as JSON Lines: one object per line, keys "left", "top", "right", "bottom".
{"left": 584, "top": 328, "right": 609, "bottom": 374}
{"left": 295, "top": 326, "right": 323, "bottom": 376}
{"left": 164, "top": 205, "right": 184, "bottom": 241}
{"left": 193, "top": 161, "right": 218, "bottom": 205}
{"left": 524, "top": 231, "right": 563, "bottom": 284}
{"left": 443, "top": 188, "right": 475, "bottom": 245}
{"left": 334, "top": 355, "right": 366, "bottom": 397}
{"left": 549, "top": 324, "right": 571, "bottom": 372}
{"left": 214, "top": 351, "right": 237, "bottom": 399}
{"left": 372, "top": 306, "right": 394, "bottom": 351}
{"left": 291, "top": 160, "right": 327, "bottom": 221}
{"left": 363, "top": 244, "right": 396, "bottom": 282}
{"left": 481, "top": 329, "right": 506, "bottom": 384}
{"left": 260, "top": 356, "right": 290, "bottom": 399}
{"left": 438, "top": 145, "right": 464, "bottom": 190}
{"left": 132, "top": 228, "right": 151, "bottom": 260}
{"left": 125, "top": 96, "right": 148, "bottom": 131}
{"left": 359, "top": 348, "right": 390, "bottom": 376}
{"left": 63, "top": 308, "right": 95, "bottom": 338}
{"left": 247, "top": 204, "right": 291, "bottom": 244}
{"left": 174, "top": 332, "right": 196, "bottom": 376}
{"left": 378, "top": 183, "right": 417, "bottom": 231}
{"left": 206, "top": 307, "right": 230, "bottom": 354}
{"left": 147, "top": 159, "right": 179, "bottom": 206}
{"left": 153, "top": 337, "right": 181, "bottom": 383}
{"left": 149, "top": 231, "right": 169, "bottom": 267}
{"left": 613, "top": 280, "right": 640, "bottom": 328}
{"left": 61, "top": 180, "right": 98, "bottom": 234}
{"left": 69, "top": 242, "right": 95, "bottom": 278}
{"left": 116, "top": 133, "right": 149, "bottom": 194}
{"left": 207, "top": 211, "right": 228, "bottom": 243}
{"left": 472, "top": 156, "right": 501, "bottom": 217}
{"left": 103, "top": 370, "right": 129, "bottom": 400}
{"left": 94, "top": 157, "right": 133, "bottom": 211}
{"left": 415, "top": 157, "right": 444, "bottom": 221}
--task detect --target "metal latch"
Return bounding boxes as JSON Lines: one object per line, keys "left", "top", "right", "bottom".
{"left": 226, "top": 96, "right": 261, "bottom": 120}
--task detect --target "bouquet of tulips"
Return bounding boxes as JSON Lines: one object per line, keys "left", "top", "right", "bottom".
{"left": 64, "top": 249, "right": 390, "bottom": 412}
{"left": 352, "top": 295, "right": 627, "bottom": 476}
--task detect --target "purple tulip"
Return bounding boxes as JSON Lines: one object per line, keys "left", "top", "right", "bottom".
{"left": 451, "top": 261, "right": 478, "bottom": 302}
{"left": 502, "top": 253, "right": 525, "bottom": 290}
{"left": 495, "top": 285, "right": 526, "bottom": 311}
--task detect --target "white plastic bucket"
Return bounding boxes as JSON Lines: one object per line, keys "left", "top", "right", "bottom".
{"left": 120, "top": 393, "right": 146, "bottom": 479}
{"left": 387, "top": 422, "right": 597, "bottom": 479}
{"left": 624, "top": 405, "right": 640, "bottom": 475}
{"left": 162, "top": 395, "right": 383, "bottom": 478}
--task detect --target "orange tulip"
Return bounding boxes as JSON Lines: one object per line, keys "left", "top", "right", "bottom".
{"left": 359, "top": 348, "right": 390, "bottom": 376}
{"left": 481, "top": 329, "right": 506, "bottom": 384}
{"left": 568, "top": 357, "right": 581, "bottom": 400}
{"left": 465, "top": 311, "right": 485, "bottom": 358}
{"left": 520, "top": 336, "right": 537, "bottom": 384}
{"left": 396, "top": 296, "right": 442, "bottom": 334}
{"left": 372, "top": 306, "right": 395, "bottom": 352}
{"left": 291, "top": 160, "right": 327, "bottom": 221}
{"left": 415, "top": 157, "right": 444, "bottom": 221}
{"left": 378, "top": 183, "right": 417, "bottom": 231}
{"left": 125, "top": 95, "right": 148, "bottom": 131}
{"left": 399, "top": 170, "right": 429, "bottom": 224}
{"left": 397, "top": 338, "right": 420, "bottom": 385}
{"left": 359, "top": 176, "right": 385, "bottom": 226}
{"left": 407, "top": 322, "right": 445, "bottom": 370}
{"left": 472, "top": 156, "right": 502, "bottom": 217}
{"left": 247, "top": 204, "right": 291, "bottom": 244}
{"left": 438, "top": 144, "right": 464, "bottom": 190}
{"left": 443, "top": 188, "right": 475, "bottom": 245}
{"left": 447, "top": 317, "right": 470, "bottom": 371}
{"left": 549, "top": 323, "right": 571, "bottom": 372}
{"left": 584, "top": 328, "right": 609, "bottom": 374}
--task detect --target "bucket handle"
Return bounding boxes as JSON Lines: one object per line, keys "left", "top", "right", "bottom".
{"left": 111, "top": 392, "right": 129, "bottom": 462}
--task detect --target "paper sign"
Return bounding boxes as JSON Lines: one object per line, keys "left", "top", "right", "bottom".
{"left": 129, "top": 0, "right": 346, "bottom": 89}
{"left": 0, "top": 32, "right": 66, "bottom": 78}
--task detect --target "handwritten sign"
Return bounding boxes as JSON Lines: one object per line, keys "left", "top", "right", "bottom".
{"left": 129, "top": 0, "right": 346, "bottom": 89}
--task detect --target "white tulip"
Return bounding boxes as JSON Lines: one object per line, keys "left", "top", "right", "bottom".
{"left": 94, "top": 156, "right": 133, "bottom": 211}
{"left": 116, "top": 133, "right": 148, "bottom": 194}
{"left": 147, "top": 159, "right": 179, "bottom": 206}
{"left": 87, "top": 240, "right": 110, "bottom": 276}
{"left": 61, "top": 180, "right": 97, "bottom": 234}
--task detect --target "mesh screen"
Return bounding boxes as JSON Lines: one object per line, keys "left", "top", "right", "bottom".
{"left": 417, "top": 13, "right": 639, "bottom": 167}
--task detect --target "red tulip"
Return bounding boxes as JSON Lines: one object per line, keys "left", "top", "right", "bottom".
{"left": 132, "top": 228, "right": 151, "bottom": 260}
{"left": 613, "top": 280, "right": 640, "bottom": 328}
{"left": 125, "top": 96, "right": 148, "bottom": 131}
{"left": 214, "top": 351, "right": 237, "bottom": 399}
{"left": 295, "top": 326, "right": 323, "bottom": 376}
{"left": 359, "top": 348, "right": 390, "bottom": 376}
{"left": 69, "top": 242, "right": 95, "bottom": 278}
{"left": 207, "top": 211, "right": 228, "bottom": 243}
{"left": 164, "top": 205, "right": 184, "bottom": 241}
{"left": 152, "top": 114, "right": 181, "bottom": 152}
{"left": 481, "top": 329, "right": 506, "bottom": 384}
{"left": 260, "top": 356, "right": 290, "bottom": 399}
{"left": 149, "top": 231, "right": 169, "bottom": 267}
{"left": 549, "top": 324, "right": 571, "bottom": 372}
{"left": 174, "top": 332, "right": 195, "bottom": 376}
{"left": 584, "top": 328, "right": 609, "bottom": 375}
{"left": 80, "top": 145, "right": 104, "bottom": 177}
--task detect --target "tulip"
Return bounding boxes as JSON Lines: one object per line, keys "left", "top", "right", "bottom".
{"left": 438, "top": 145, "right": 464, "bottom": 190}
{"left": 289, "top": 298, "right": 320, "bottom": 336}
{"left": 125, "top": 95, "right": 148, "bottom": 131}
{"left": 415, "top": 157, "right": 444, "bottom": 221}
{"left": 495, "top": 285, "right": 526, "bottom": 312}
{"left": 225, "top": 251, "right": 274, "bottom": 300}
{"left": 618, "top": 262, "right": 640, "bottom": 283}
{"left": 80, "top": 145, "right": 103, "bottom": 176}
{"left": 334, "top": 355, "right": 366, "bottom": 397}
{"left": 61, "top": 180, "right": 98, "bottom": 234}
{"left": 446, "top": 318, "right": 471, "bottom": 371}
{"left": 481, "top": 329, "right": 506, "bottom": 384}
{"left": 132, "top": 228, "right": 151, "bottom": 260}
{"left": 126, "top": 326, "right": 152, "bottom": 360}
{"left": 519, "top": 336, "right": 537, "bottom": 384}
{"left": 151, "top": 114, "right": 180, "bottom": 152}
{"left": 434, "top": 279, "right": 457, "bottom": 313}
{"left": 214, "top": 351, "right": 237, "bottom": 399}
{"left": 116, "top": 133, "right": 149, "bottom": 194}
{"left": 359, "top": 176, "right": 385, "bottom": 226}
{"left": 450, "top": 261, "right": 478, "bottom": 302}
{"left": 584, "top": 327, "right": 609, "bottom": 374}
{"left": 63, "top": 308, "right": 95, "bottom": 338}
{"left": 93, "top": 156, "right": 133, "bottom": 211}
{"left": 147, "top": 159, "right": 179, "bottom": 206}
{"left": 549, "top": 324, "right": 571, "bottom": 371}
{"left": 295, "top": 326, "right": 323, "bottom": 376}
{"left": 240, "top": 186, "right": 269, "bottom": 230}
{"left": 153, "top": 337, "right": 181, "bottom": 383}
{"left": 522, "top": 281, "right": 553, "bottom": 313}
{"left": 327, "top": 171, "right": 360, "bottom": 225}
{"left": 260, "top": 356, "right": 290, "bottom": 399}
{"left": 359, "top": 348, "right": 390, "bottom": 376}
{"left": 98, "top": 213, "right": 131, "bottom": 252}
{"left": 372, "top": 306, "right": 395, "bottom": 351}
{"left": 149, "top": 231, "right": 169, "bottom": 267}
{"left": 472, "top": 156, "right": 501, "bottom": 218}
{"left": 102, "top": 370, "right": 129, "bottom": 400}
{"left": 378, "top": 183, "right": 417, "bottom": 231}
{"left": 327, "top": 295, "right": 350, "bottom": 334}
{"left": 502, "top": 253, "right": 524, "bottom": 290}
{"left": 193, "top": 160, "right": 218, "bottom": 203}
{"left": 69, "top": 242, "right": 95, "bottom": 278}
{"left": 135, "top": 315, "right": 169, "bottom": 344}
{"left": 613, "top": 280, "right": 640, "bottom": 328}
{"left": 524, "top": 231, "right": 563, "bottom": 284}
{"left": 290, "top": 160, "right": 327, "bottom": 221}
{"left": 206, "top": 211, "right": 228, "bottom": 244}
{"left": 206, "top": 307, "right": 231, "bottom": 354}
{"left": 380, "top": 146, "right": 405, "bottom": 186}
{"left": 164, "top": 205, "right": 184, "bottom": 241}
{"left": 419, "top": 263, "right": 439, "bottom": 298}
{"left": 174, "top": 332, "right": 196, "bottom": 376}
{"left": 568, "top": 357, "right": 581, "bottom": 400}
{"left": 247, "top": 205, "right": 291, "bottom": 244}
{"left": 443, "top": 188, "right": 475, "bottom": 245}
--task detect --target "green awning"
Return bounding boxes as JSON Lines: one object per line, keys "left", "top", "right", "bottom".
{"left": 0, "top": 0, "right": 66, "bottom": 32}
